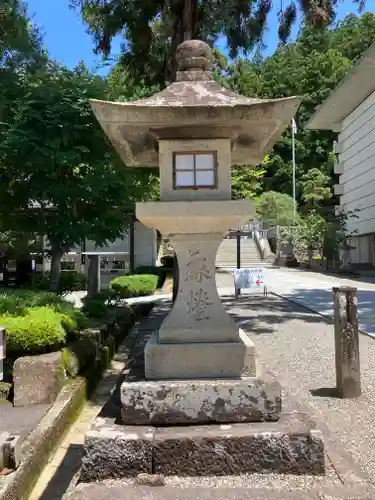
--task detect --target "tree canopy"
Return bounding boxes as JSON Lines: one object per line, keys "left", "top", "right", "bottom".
{"left": 70, "top": 0, "right": 368, "bottom": 84}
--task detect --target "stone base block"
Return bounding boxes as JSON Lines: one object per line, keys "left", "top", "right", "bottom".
{"left": 80, "top": 418, "right": 154, "bottom": 482}
{"left": 154, "top": 412, "right": 325, "bottom": 476}
{"left": 121, "top": 373, "right": 281, "bottom": 425}
{"left": 145, "top": 329, "right": 256, "bottom": 379}
{"left": 80, "top": 413, "right": 324, "bottom": 481}
{"left": 13, "top": 351, "right": 63, "bottom": 407}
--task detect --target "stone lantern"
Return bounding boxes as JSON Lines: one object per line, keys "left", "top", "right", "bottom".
{"left": 90, "top": 40, "right": 301, "bottom": 382}
{"left": 81, "top": 41, "right": 325, "bottom": 481}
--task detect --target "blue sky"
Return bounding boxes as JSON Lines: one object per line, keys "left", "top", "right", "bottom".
{"left": 27, "top": 0, "right": 374, "bottom": 74}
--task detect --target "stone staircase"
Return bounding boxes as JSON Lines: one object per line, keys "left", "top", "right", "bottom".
{"left": 216, "top": 237, "right": 265, "bottom": 268}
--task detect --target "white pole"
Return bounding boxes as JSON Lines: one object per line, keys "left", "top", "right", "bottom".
{"left": 292, "top": 118, "right": 296, "bottom": 219}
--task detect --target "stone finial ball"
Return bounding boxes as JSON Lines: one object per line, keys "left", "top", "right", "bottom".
{"left": 176, "top": 40, "right": 213, "bottom": 71}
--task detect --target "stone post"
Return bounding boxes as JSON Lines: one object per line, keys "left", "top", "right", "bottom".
{"left": 0, "top": 327, "right": 5, "bottom": 381}
{"left": 87, "top": 255, "right": 100, "bottom": 297}
{"left": 333, "top": 286, "right": 361, "bottom": 398}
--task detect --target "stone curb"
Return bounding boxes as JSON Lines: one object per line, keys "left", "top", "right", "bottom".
{"left": 0, "top": 377, "right": 86, "bottom": 500}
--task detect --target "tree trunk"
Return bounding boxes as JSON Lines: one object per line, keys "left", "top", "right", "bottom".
{"left": 183, "top": 0, "right": 193, "bottom": 41}
{"left": 307, "top": 248, "right": 313, "bottom": 268}
{"left": 49, "top": 245, "right": 63, "bottom": 292}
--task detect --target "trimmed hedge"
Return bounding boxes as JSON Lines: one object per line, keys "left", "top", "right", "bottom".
{"left": 110, "top": 274, "right": 158, "bottom": 298}
{"left": 131, "top": 266, "right": 166, "bottom": 288}
{"left": 0, "top": 306, "right": 68, "bottom": 355}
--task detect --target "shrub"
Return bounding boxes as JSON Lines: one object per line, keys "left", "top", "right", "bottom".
{"left": 131, "top": 266, "right": 166, "bottom": 288}
{"left": 34, "top": 270, "right": 87, "bottom": 293}
{"left": 0, "top": 306, "right": 68, "bottom": 355}
{"left": 110, "top": 274, "right": 158, "bottom": 298}
{"left": 160, "top": 255, "right": 174, "bottom": 268}
{"left": 0, "top": 289, "right": 68, "bottom": 316}
{"left": 58, "top": 270, "right": 87, "bottom": 292}
{"left": 62, "top": 338, "right": 98, "bottom": 377}
{"left": 81, "top": 290, "right": 121, "bottom": 319}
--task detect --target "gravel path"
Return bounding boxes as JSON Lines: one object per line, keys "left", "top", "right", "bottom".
{"left": 223, "top": 293, "right": 375, "bottom": 482}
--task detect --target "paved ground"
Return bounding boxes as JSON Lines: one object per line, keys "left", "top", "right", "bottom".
{"left": 223, "top": 293, "right": 375, "bottom": 483}
{"left": 216, "top": 267, "right": 375, "bottom": 337}
{"left": 18, "top": 267, "right": 375, "bottom": 497}
{"left": 0, "top": 402, "right": 51, "bottom": 440}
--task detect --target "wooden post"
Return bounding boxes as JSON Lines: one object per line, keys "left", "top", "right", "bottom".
{"left": 333, "top": 286, "right": 361, "bottom": 398}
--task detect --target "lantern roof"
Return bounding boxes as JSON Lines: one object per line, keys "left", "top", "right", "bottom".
{"left": 90, "top": 40, "right": 301, "bottom": 167}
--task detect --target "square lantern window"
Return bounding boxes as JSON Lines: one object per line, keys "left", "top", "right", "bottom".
{"left": 173, "top": 152, "right": 217, "bottom": 189}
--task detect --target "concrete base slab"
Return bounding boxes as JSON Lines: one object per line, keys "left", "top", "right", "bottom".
{"left": 80, "top": 418, "right": 154, "bottom": 482}
{"left": 153, "top": 412, "right": 325, "bottom": 476}
{"left": 120, "top": 373, "right": 281, "bottom": 425}
{"left": 64, "top": 484, "right": 323, "bottom": 500}
{"left": 145, "top": 329, "right": 256, "bottom": 379}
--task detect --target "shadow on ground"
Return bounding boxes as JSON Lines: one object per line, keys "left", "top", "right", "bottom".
{"left": 38, "top": 444, "right": 82, "bottom": 500}
{"left": 221, "top": 295, "right": 332, "bottom": 335}
{"left": 278, "top": 288, "right": 375, "bottom": 337}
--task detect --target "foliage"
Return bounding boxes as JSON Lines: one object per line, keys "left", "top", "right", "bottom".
{"left": 0, "top": 289, "right": 68, "bottom": 315}
{"left": 34, "top": 270, "right": 87, "bottom": 293}
{"left": 81, "top": 290, "right": 121, "bottom": 319}
{"left": 0, "top": 0, "right": 46, "bottom": 125}
{"left": 323, "top": 208, "right": 360, "bottom": 262}
{"left": 0, "top": 306, "right": 69, "bottom": 355}
{"left": 294, "top": 210, "right": 327, "bottom": 254}
{"left": 257, "top": 191, "right": 297, "bottom": 228}
{"left": 300, "top": 167, "right": 332, "bottom": 210}
{"left": 231, "top": 165, "right": 265, "bottom": 200}
{"left": 71, "top": 0, "right": 367, "bottom": 85}
{"left": 228, "top": 13, "right": 375, "bottom": 210}
{"left": 110, "top": 274, "right": 158, "bottom": 298}
{"left": 0, "top": 61, "right": 157, "bottom": 289}
{"left": 131, "top": 266, "right": 166, "bottom": 288}
{"left": 62, "top": 337, "right": 97, "bottom": 377}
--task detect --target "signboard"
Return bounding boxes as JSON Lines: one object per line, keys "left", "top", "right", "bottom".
{"left": 0, "top": 327, "right": 5, "bottom": 381}
{"left": 233, "top": 267, "right": 267, "bottom": 297}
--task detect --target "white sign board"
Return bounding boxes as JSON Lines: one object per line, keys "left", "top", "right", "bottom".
{"left": 233, "top": 268, "right": 267, "bottom": 296}
{"left": 0, "top": 327, "right": 5, "bottom": 381}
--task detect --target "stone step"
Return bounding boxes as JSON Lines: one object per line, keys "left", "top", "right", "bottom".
{"left": 65, "top": 484, "right": 327, "bottom": 500}
{"left": 120, "top": 374, "right": 281, "bottom": 425}
{"left": 80, "top": 412, "right": 325, "bottom": 482}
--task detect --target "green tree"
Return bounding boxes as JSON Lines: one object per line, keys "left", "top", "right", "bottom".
{"left": 70, "top": 0, "right": 368, "bottom": 85}
{"left": 229, "top": 13, "right": 375, "bottom": 208}
{"left": 300, "top": 167, "right": 332, "bottom": 210}
{"left": 295, "top": 210, "right": 327, "bottom": 266}
{"left": 257, "top": 191, "right": 297, "bottom": 228}
{"left": 0, "top": 0, "right": 46, "bottom": 124}
{"left": 0, "top": 62, "right": 157, "bottom": 290}
{"left": 232, "top": 165, "right": 265, "bottom": 200}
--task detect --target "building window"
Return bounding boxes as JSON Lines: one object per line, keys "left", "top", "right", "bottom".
{"left": 173, "top": 152, "right": 217, "bottom": 189}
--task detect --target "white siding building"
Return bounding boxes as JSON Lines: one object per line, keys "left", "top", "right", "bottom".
{"left": 307, "top": 41, "right": 375, "bottom": 266}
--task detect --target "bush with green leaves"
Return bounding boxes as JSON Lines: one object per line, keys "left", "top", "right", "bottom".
{"left": 110, "top": 274, "right": 158, "bottom": 298}
{"left": 0, "top": 306, "right": 69, "bottom": 356}
{"left": 34, "top": 270, "right": 87, "bottom": 293}
{"left": 0, "top": 289, "right": 68, "bottom": 316}
{"left": 81, "top": 290, "right": 121, "bottom": 319}
{"left": 131, "top": 266, "right": 166, "bottom": 288}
